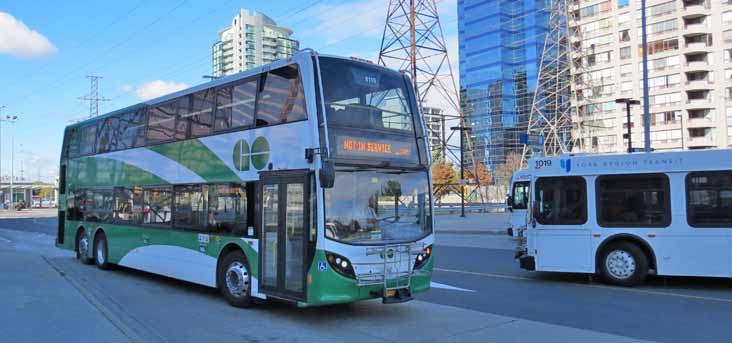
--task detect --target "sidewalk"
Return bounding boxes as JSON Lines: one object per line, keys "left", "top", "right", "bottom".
{"left": 434, "top": 212, "right": 510, "bottom": 235}
{"left": 0, "top": 240, "right": 129, "bottom": 342}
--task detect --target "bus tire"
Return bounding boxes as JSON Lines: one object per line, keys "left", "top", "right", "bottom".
{"left": 218, "top": 250, "right": 252, "bottom": 308}
{"left": 600, "top": 241, "right": 648, "bottom": 286}
{"left": 93, "top": 232, "right": 111, "bottom": 270}
{"left": 75, "top": 229, "right": 92, "bottom": 265}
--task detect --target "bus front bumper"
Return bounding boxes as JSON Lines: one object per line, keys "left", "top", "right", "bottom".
{"left": 518, "top": 254, "right": 535, "bottom": 271}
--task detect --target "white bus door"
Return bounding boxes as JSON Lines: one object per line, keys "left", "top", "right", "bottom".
{"left": 259, "top": 172, "right": 311, "bottom": 301}
{"left": 532, "top": 176, "right": 593, "bottom": 273}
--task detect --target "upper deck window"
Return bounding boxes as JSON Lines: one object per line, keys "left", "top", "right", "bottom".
{"left": 320, "top": 58, "right": 414, "bottom": 133}
{"left": 214, "top": 78, "right": 256, "bottom": 131}
{"left": 256, "top": 65, "right": 307, "bottom": 126}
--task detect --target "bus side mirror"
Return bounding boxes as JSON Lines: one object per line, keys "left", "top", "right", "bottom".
{"left": 531, "top": 201, "right": 539, "bottom": 228}
{"left": 506, "top": 196, "right": 513, "bottom": 212}
{"left": 319, "top": 160, "right": 335, "bottom": 188}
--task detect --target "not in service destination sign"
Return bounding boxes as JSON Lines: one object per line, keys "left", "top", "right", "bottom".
{"left": 334, "top": 135, "right": 418, "bottom": 162}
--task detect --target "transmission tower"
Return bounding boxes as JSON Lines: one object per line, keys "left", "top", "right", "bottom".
{"left": 78, "top": 75, "right": 110, "bottom": 118}
{"left": 522, "top": 0, "right": 585, "bottom": 163}
{"left": 378, "top": 0, "right": 486, "bottom": 203}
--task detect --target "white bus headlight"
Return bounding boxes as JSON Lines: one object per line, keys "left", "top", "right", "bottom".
{"left": 414, "top": 245, "right": 432, "bottom": 269}
{"left": 326, "top": 251, "right": 356, "bottom": 279}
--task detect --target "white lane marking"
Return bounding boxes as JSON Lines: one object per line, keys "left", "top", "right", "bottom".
{"left": 430, "top": 281, "right": 475, "bottom": 292}
{"left": 434, "top": 267, "right": 732, "bottom": 304}
{"left": 0, "top": 235, "right": 11, "bottom": 243}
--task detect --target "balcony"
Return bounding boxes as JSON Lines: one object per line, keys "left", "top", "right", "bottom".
{"left": 687, "top": 117, "right": 716, "bottom": 128}
{"left": 686, "top": 24, "right": 709, "bottom": 35}
{"left": 685, "top": 61, "right": 711, "bottom": 71}
{"left": 684, "top": 42, "right": 712, "bottom": 53}
{"left": 683, "top": 1, "right": 711, "bottom": 16}
{"left": 685, "top": 78, "right": 714, "bottom": 89}
{"left": 687, "top": 135, "right": 716, "bottom": 148}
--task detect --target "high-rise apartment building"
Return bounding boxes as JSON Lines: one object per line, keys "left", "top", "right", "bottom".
{"left": 422, "top": 106, "right": 445, "bottom": 157}
{"left": 458, "top": 0, "right": 548, "bottom": 172}
{"left": 571, "top": 0, "right": 732, "bottom": 153}
{"left": 212, "top": 9, "right": 299, "bottom": 77}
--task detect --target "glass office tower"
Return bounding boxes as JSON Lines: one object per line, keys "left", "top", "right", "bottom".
{"left": 458, "top": 0, "right": 548, "bottom": 172}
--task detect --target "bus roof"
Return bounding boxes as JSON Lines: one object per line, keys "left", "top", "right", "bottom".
{"left": 527, "top": 149, "right": 732, "bottom": 176}
{"left": 65, "top": 50, "right": 403, "bottom": 130}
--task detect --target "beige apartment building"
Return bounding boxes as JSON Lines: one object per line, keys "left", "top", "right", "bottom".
{"left": 571, "top": 0, "right": 732, "bottom": 153}
{"left": 212, "top": 9, "right": 299, "bottom": 77}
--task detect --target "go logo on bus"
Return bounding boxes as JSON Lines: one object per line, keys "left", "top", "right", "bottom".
{"left": 232, "top": 137, "right": 270, "bottom": 171}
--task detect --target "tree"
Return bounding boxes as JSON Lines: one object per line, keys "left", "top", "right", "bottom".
{"left": 466, "top": 162, "right": 493, "bottom": 185}
{"left": 431, "top": 161, "right": 457, "bottom": 202}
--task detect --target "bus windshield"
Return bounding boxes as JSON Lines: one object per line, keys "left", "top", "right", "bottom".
{"left": 324, "top": 168, "right": 431, "bottom": 244}
{"left": 319, "top": 57, "right": 421, "bottom": 164}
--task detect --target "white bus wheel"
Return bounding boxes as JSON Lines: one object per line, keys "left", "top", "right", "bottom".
{"left": 600, "top": 241, "right": 649, "bottom": 286}
{"left": 219, "top": 250, "right": 252, "bottom": 308}
{"left": 94, "top": 232, "right": 111, "bottom": 270}
{"left": 76, "top": 229, "right": 92, "bottom": 265}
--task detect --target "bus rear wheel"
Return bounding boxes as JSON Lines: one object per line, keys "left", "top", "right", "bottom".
{"left": 76, "top": 229, "right": 92, "bottom": 265}
{"left": 94, "top": 232, "right": 111, "bottom": 270}
{"left": 219, "top": 250, "right": 252, "bottom": 308}
{"left": 600, "top": 241, "right": 648, "bottom": 286}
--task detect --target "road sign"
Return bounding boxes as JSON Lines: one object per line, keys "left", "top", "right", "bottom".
{"left": 520, "top": 133, "right": 545, "bottom": 146}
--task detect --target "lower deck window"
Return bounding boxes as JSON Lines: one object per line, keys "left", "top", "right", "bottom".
{"left": 687, "top": 171, "right": 732, "bottom": 227}
{"left": 144, "top": 186, "right": 172, "bottom": 225}
{"left": 596, "top": 173, "right": 670, "bottom": 227}
{"left": 535, "top": 177, "right": 587, "bottom": 225}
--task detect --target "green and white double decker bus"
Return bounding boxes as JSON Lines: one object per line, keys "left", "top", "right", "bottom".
{"left": 56, "top": 50, "right": 434, "bottom": 307}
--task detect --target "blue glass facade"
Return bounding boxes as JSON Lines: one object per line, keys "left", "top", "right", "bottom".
{"left": 458, "top": 0, "right": 548, "bottom": 171}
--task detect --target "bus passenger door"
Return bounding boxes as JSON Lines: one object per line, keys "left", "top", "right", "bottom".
{"left": 258, "top": 172, "right": 310, "bottom": 301}
{"left": 532, "top": 176, "right": 593, "bottom": 273}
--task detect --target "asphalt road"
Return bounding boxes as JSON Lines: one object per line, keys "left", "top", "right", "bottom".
{"left": 3, "top": 216, "right": 731, "bottom": 342}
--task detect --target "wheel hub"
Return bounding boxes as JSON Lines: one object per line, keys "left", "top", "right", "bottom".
{"left": 79, "top": 236, "right": 89, "bottom": 257}
{"left": 97, "top": 244, "right": 105, "bottom": 265}
{"left": 225, "top": 262, "right": 250, "bottom": 298}
{"left": 606, "top": 250, "right": 636, "bottom": 279}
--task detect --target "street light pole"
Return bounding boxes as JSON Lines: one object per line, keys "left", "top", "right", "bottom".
{"left": 6, "top": 116, "right": 18, "bottom": 207}
{"left": 616, "top": 98, "right": 640, "bottom": 153}
{"left": 0, "top": 106, "right": 4, "bottom": 204}
{"left": 451, "top": 126, "right": 472, "bottom": 217}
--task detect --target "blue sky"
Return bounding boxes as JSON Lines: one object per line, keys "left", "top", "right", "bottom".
{"left": 0, "top": 0, "right": 459, "bottom": 182}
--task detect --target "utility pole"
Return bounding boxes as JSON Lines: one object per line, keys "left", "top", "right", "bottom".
{"left": 615, "top": 98, "right": 640, "bottom": 153}
{"left": 78, "top": 75, "right": 110, "bottom": 118}
{"left": 640, "top": 0, "right": 651, "bottom": 152}
{"left": 7, "top": 116, "right": 17, "bottom": 206}
{"left": 451, "top": 126, "right": 472, "bottom": 217}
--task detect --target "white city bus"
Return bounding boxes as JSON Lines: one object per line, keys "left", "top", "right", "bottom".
{"left": 515, "top": 149, "right": 732, "bottom": 285}
{"left": 506, "top": 169, "right": 530, "bottom": 237}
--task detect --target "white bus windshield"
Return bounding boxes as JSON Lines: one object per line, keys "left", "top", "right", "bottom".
{"left": 324, "top": 168, "right": 431, "bottom": 244}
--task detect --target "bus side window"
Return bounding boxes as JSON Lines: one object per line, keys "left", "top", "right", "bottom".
{"left": 596, "top": 173, "right": 670, "bottom": 228}
{"left": 534, "top": 177, "right": 587, "bottom": 225}
{"left": 686, "top": 171, "right": 732, "bottom": 227}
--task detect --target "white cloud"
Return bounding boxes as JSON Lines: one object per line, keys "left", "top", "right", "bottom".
{"left": 0, "top": 12, "right": 56, "bottom": 58}
{"left": 135, "top": 80, "right": 188, "bottom": 100}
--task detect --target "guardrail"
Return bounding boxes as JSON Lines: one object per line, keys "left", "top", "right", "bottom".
{"left": 433, "top": 203, "right": 507, "bottom": 215}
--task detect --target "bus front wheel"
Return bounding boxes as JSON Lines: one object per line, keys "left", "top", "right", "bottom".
{"left": 218, "top": 250, "right": 252, "bottom": 308}
{"left": 600, "top": 241, "right": 648, "bottom": 286}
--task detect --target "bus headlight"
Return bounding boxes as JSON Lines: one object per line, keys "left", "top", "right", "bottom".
{"left": 414, "top": 245, "right": 432, "bottom": 270}
{"left": 325, "top": 251, "right": 356, "bottom": 279}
